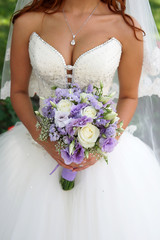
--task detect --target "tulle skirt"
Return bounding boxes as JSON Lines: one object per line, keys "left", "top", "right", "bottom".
{"left": 0, "top": 122, "right": 160, "bottom": 240}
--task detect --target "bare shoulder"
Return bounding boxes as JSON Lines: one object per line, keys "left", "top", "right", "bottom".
{"left": 13, "top": 11, "right": 45, "bottom": 40}
{"left": 115, "top": 14, "right": 144, "bottom": 51}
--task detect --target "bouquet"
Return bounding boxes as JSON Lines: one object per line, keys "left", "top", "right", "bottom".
{"left": 35, "top": 82, "right": 124, "bottom": 190}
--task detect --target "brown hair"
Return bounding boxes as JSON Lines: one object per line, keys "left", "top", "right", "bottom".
{"left": 12, "top": 0, "right": 145, "bottom": 40}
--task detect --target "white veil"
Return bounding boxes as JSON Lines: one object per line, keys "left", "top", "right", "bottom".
{"left": 1, "top": 0, "right": 160, "bottom": 161}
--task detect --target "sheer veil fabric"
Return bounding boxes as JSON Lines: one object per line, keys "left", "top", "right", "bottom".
{"left": 1, "top": 0, "right": 160, "bottom": 161}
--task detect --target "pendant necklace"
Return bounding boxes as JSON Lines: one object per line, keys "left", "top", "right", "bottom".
{"left": 62, "top": 2, "right": 100, "bottom": 46}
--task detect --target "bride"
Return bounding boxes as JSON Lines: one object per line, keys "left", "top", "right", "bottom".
{"left": 0, "top": 0, "right": 160, "bottom": 239}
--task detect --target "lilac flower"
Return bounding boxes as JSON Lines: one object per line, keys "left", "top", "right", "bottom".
{"left": 57, "top": 127, "right": 66, "bottom": 135}
{"left": 99, "top": 126, "right": 106, "bottom": 135}
{"left": 66, "top": 123, "right": 77, "bottom": 137}
{"left": 44, "top": 97, "right": 55, "bottom": 106}
{"left": 110, "top": 123, "right": 117, "bottom": 128}
{"left": 68, "top": 93, "right": 80, "bottom": 103}
{"left": 70, "top": 82, "right": 82, "bottom": 92}
{"left": 73, "top": 116, "right": 93, "bottom": 127}
{"left": 72, "top": 143, "right": 85, "bottom": 164}
{"left": 66, "top": 116, "right": 93, "bottom": 136}
{"left": 49, "top": 124, "right": 56, "bottom": 133}
{"left": 61, "top": 143, "right": 84, "bottom": 165}
{"left": 87, "top": 95, "right": 101, "bottom": 110}
{"left": 54, "top": 111, "right": 70, "bottom": 128}
{"left": 105, "top": 126, "right": 116, "bottom": 138}
{"left": 86, "top": 84, "right": 93, "bottom": 93}
{"left": 95, "top": 118, "right": 110, "bottom": 127}
{"left": 97, "top": 108, "right": 104, "bottom": 116}
{"left": 99, "top": 137, "right": 118, "bottom": 152}
{"left": 55, "top": 88, "right": 69, "bottom": 98}
{"left": 61, "top": 147, "right": 74, "bottom": 165}
{"left": 70, "top": 103, "right": 88, "bottom": 118}
{"left": 49, "top": 131, "right": 60, "bottom": 141}
{"left": 63, "top": 136, "right": 71, "bottom": 145}
{"left": 41, "top": 106, "right": 55, "bottom": 118}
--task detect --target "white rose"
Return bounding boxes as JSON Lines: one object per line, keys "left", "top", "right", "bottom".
{"left": 81, "top": 106, "right": 97, "bottom": 119}
{"left": 57, "top": 99, "right": 72, "bottom": 113}
{"left": 78, "top": 123, "right": 100, "bottom": 148}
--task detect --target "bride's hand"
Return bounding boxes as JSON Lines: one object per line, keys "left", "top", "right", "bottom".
{"left": 41, "top": 138, "right": 98, "bottom": 172}
{"left": 70, "top": 153, "right": 99, "bottom": 172}
{"left": 32, "top": 129, "right": 98, "bottom": 171}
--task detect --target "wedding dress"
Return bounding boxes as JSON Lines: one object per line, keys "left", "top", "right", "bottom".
{"left": 1, "top": 31, "right": 160, "bottom": 240}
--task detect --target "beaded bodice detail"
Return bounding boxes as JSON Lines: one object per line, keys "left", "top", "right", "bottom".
{"left": 28, "top": 32, "right": 122, "bottom": 101}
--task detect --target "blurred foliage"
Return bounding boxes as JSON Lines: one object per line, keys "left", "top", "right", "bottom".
{"left": 0, "top": 97, "right": 19, "bottom": 133}
{"left": 150, "top": 0, "right": 160, "bottom": 34}
{"left": 0, "top": 95, "right": 39, "bottom": 133}
{"left": 0, "top": 0, "right": 16, "bottom": 85}
{"left": 0, "top": 0, "right": 159, "bottom": 133}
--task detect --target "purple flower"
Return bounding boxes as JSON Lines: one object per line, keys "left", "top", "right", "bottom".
{"left": 49, "top": 124, "right": 56, "bottom": 133}
{"left": 68, "top": 93, "right": 80, "bottom": 103}
{"left": 57, "top": 127, "right": 66, "bottom": 135}
{"left": 105, "top": 126, "right": 116, "bottom": 138}
{"left": 86, "top": 84, "right": 93, "bottom": 93}
{"left": 54, "top": 111, "right": 70, "bottom": 128}
{"left": 49, "top": 131, "right": 60, "bottom": 141}
{"left": 95, "top": 118, "right": 110, "bottom": 127}
{"left": 61, "top": 147, "right": 73, "bottom": 165}
{"left": 97, "top": 108, "right": 104, "bottom": 117}
{"left": 66, "top": 116, "right": 93, "bottom": 136}
{"left": 70, "top": 83, "right": 82, "bottom": 92}
{"left": 61, "top": 142, "right": 84, "bottom": 165}
{"left": 55, "top": 88, "right": 69, "bottom": 98}
{"left": 87, "top": 95, "right": 101, "bottom": 110}
{"left": 99, "top": 137, "right": 118, "bottom": 152}
{"left": 72, "top": 143, "right": 85, "bottom": 164}
{"left": 41, "top": 106, "right": 55, "bottom": 118}
{"left": 66, "top": 123, "right": 77, "bottom": 137}
{"left": 70, "top": 103, "right": 88, "bottom": 118}
{"left": 99, "top": 126, "right": 106, "bottom": 135}
{"left": 44, "top": 97, "right": 55, "bottom": 106}
{"left": 63, "top": 136, "right": 72, "bottom": 144}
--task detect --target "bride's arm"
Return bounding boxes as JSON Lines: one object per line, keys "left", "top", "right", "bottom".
{"left": 10, "top": 13, "right": 77, "bottom": 170}
{"left": 115, "top": 21, "right": 144, "bottom": 140}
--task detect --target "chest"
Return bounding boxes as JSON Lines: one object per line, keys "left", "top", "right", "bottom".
{"left": 28, "top": 32, "right": 122, "bottom": 95}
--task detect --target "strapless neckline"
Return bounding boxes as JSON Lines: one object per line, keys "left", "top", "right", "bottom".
{"left": 29, "top": 31, "right": 122, "bottom": 67}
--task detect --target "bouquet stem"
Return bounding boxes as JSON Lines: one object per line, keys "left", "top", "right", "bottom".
{"left": 60, "top": 168, "right": 77, "bottom": 191}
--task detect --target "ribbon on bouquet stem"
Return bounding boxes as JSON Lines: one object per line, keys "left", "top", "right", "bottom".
{"left": 49, "top": 164, "right": 60, "bottom": 175}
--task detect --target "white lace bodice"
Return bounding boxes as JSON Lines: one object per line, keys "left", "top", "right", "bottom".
{"left": 28, "top": 32, "right": 122, "bottom": 101}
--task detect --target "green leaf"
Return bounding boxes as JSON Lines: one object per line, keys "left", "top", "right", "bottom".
{"left": 51, "top": 86, "right": 57, "bottom": 90}
{"left": 85, "top": 150, "right": 89, "bottom": 159}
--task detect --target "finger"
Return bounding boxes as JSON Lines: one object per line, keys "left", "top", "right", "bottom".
{"left": 56, "top": 159, "right": 74, "bottom": 170}
{"left": 73, "top": 160, "right": 97, "bottom": 171}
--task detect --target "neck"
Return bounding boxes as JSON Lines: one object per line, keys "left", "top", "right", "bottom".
{"left": 62, "top": 0, "right": 101, "bottom": 14}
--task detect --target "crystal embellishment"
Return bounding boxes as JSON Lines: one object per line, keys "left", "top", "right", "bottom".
{"left": 65, "top": 65, "right": 74, "bottom": 70}
{"left": 71, "top": 39, "right": 75, "bottom": 46}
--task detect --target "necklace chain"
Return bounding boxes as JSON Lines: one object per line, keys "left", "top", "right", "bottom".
{"left": 62, "top": 2, "right": 100, "bottom": 46}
